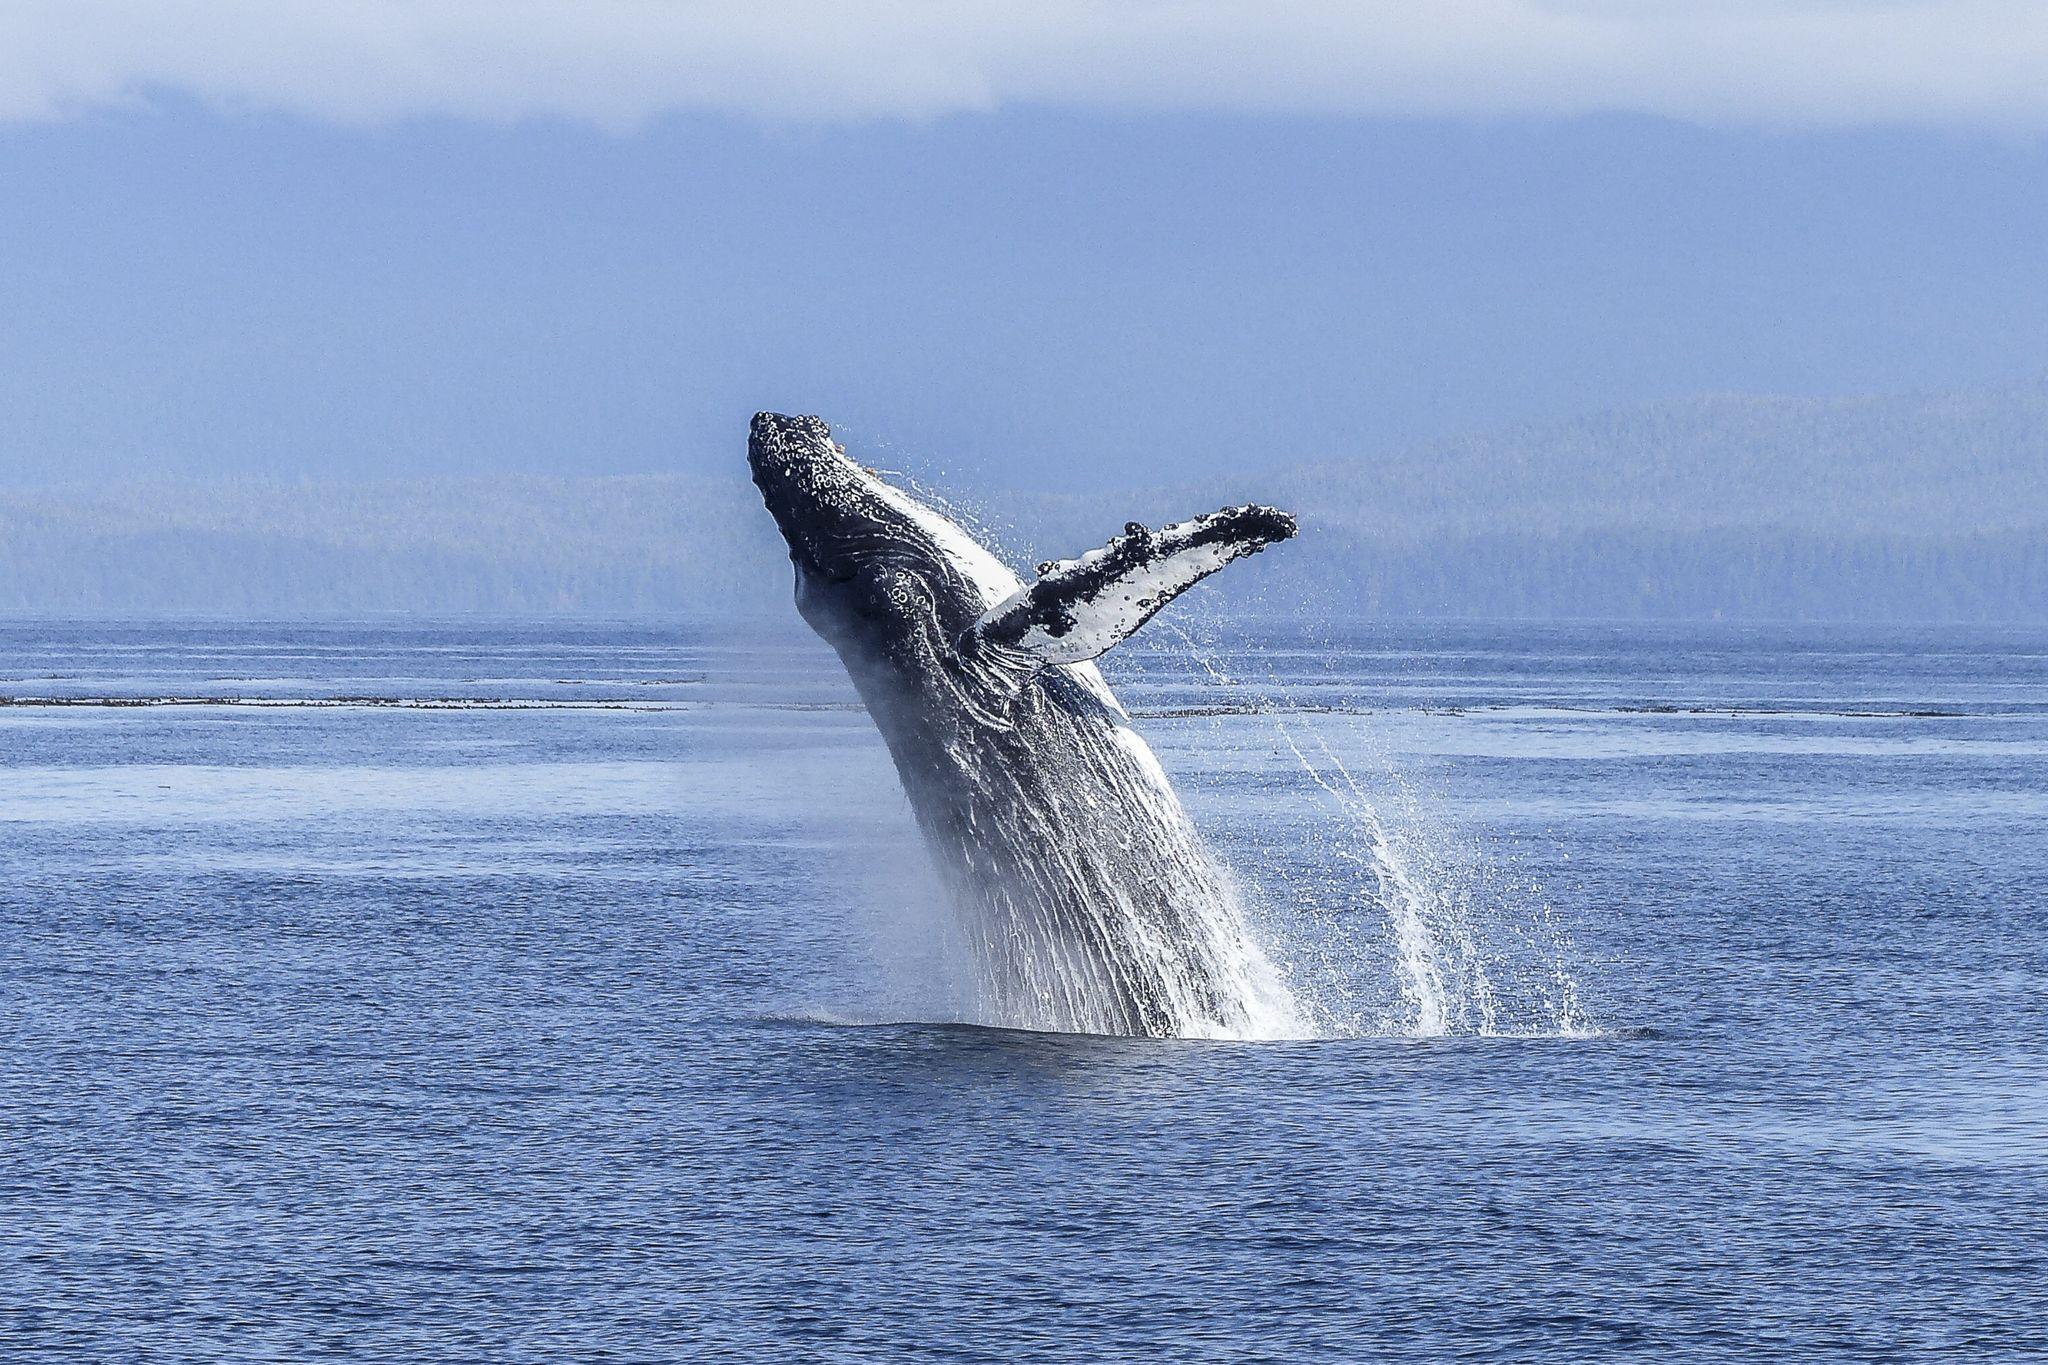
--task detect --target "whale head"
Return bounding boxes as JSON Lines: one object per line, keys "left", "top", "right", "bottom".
{"left": 750, "top": 410, "right": 1298, "bottom": 710}
{"left": 749, "top": 412, "right": 1018, "bottom": 665}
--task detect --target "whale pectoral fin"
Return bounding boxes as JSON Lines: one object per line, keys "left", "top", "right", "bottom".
{"left": 968, "top": 504, "right": 1297, "bottom": 666}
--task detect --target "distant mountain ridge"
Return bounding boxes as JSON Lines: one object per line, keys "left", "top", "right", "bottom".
{"left": 4, "top": 382, "right": 2044, "bottom": 622}
{"left": 1269, "top": 382, "right": 2048, "bottom": 538}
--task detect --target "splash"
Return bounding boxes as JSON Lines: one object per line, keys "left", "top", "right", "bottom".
{"left": 927, "top": 699, "right": 1308, "bottom": 1040}
{"left": 776, "top": 438, "right": 1579, "bottom": 1042}
{"left": 1157, "top": 621, "right": 1591, "bottom": 1039}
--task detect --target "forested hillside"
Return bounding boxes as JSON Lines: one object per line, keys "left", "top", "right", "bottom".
{"left": 4, "top": 383, "right": 2043, "bottom": 622}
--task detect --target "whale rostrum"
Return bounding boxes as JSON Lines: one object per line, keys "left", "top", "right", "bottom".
{"left": 749, "top": 411, "right": 1303, "bottom": 1038}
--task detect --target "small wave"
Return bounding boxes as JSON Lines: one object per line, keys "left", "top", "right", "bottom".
{"left": 1130, "top": 700, "right": 1986, "bottom": 720}
{"left": 754, "top": 1007, "right": 1275, "bottom": 1042}
{"left": 0, "top": 695, "right": 692, "bottom": 711}
{"left": 752, "top": 1007, "right": 909, "bottom": 1030}
{"left": 1600, "top": 704, "right": 1970, "bottom": 719}
{"left": 752, "top": 1008, "right": 1625, "bottom": 1045}
{"left": 749, "top": 701, "right": 867, "bottom": 713}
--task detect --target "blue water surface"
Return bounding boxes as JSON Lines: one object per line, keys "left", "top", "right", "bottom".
{"left": 3, "top": 618, "right": 2045, "bottom": 1361}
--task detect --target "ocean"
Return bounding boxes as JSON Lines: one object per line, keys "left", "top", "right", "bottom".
{"left": 4, "top": 618, "right": 2045, "bottom": 1360}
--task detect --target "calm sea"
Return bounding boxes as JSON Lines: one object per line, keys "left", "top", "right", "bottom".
{"left": 4, "top": 619, "right": 2045, "bottom": 1361}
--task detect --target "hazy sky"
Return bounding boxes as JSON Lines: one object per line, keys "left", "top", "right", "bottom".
{"left": 10, "top": 3, "right": 2048, "bottom": 128}
{"left": 2, "top": 4, "right": 2045, "bottom": 487}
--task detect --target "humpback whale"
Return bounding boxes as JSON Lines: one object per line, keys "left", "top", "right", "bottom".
{"left": 749, "top": 412, "right": 1301, "bottom": 1038}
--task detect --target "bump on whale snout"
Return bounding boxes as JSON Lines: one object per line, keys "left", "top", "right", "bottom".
{"left": 748, "top": 411, "right": 850, "bottom": 519}
{"left": 748, "top": 411, "right": 836, "bottom": 477}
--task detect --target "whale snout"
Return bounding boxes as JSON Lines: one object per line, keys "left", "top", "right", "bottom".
{"left": 750, "top": 409, "right": 829, "bottom": 445}
{"left": 748, "top": 411, "right": 836, "bottom": 479}
{"left": 747, "top": 411, "right": 846, "bottom": 498}
{"left": 748, "top": 411, "right": 887, "bottom": 580}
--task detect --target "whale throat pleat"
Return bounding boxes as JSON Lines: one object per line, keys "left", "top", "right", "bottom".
{"left": 969, "top": 504, "right": 1297, "bottom": 667}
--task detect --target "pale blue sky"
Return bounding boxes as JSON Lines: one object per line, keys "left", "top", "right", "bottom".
{"left": 2, "top": 4, "right": 2045, "bottom": 488}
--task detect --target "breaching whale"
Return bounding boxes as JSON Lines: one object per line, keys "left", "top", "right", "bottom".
{"left": 749, "top": 412, "right": 1301, "bottom": 1038}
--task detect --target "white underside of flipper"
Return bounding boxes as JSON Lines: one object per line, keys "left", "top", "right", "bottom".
{"left": 970, "top": 505, "right": 1297, "bottom": 668}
